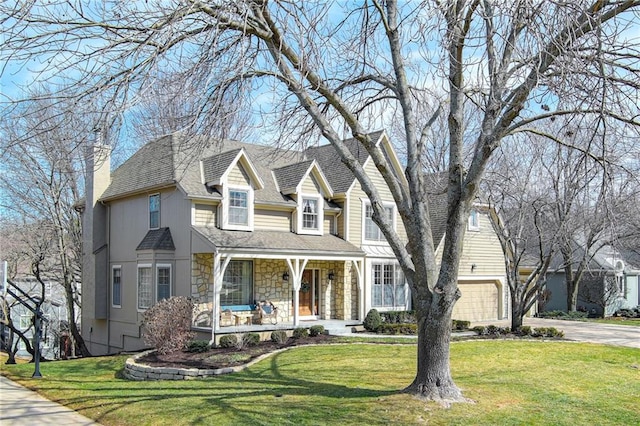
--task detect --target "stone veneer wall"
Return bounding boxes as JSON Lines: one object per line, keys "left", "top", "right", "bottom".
{"left": 254, "top": 259, "right": 291, "bottom": 322}
{"left": 192, "top": 253, "right": 214, "bottom": 327}
{"left": 189, "top": 255, "right": 352, "bottom": 324}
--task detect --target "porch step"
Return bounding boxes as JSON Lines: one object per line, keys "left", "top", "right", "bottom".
{"left": 324, "top": 324, "right": 362, "bottom": 336}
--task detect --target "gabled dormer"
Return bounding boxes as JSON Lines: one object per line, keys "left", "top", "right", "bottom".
{"left": 200, "top": 148, "right": 264, "bottom": 231}
{"left": 273, "top": 160, "right": 333, "bottom": 236}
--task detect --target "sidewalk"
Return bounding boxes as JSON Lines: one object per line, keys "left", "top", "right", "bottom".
{"left": 0, "top": 375, "right": 100, "bottom": 425}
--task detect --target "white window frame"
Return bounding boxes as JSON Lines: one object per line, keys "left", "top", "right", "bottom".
{"left": 297, "top": 194, "right": 323, "bottom": 235}
{"left": 362, "top": 200, "right": 395, "bottom": 244}
{"left": 149, "top": 193, "right": 160, "bottom": 229}
{"left": 468, "top": 209, "right": 480, "bottom": 231}
{"left": 221, "top": 260, "right": 254, "bottom": 306}
{"left": 371, "top": 262, "right": 407, "bottom": 309}
{"left": 112, "top": 265, "right": 122, "bottom": 308}
{"left": 137, "top": 264, "right": 153, "bottom": 311}
{"left": 156, "top": 264, "right": 172, "bottom": 302}
{"left": 223, "top": 186, "right": 254, "bottom": 231}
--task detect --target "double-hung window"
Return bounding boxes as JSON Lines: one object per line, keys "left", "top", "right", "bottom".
{"left": 221, "top": 260, "right": 253, "bottom": 306}
{"left": 157, "top": 265, "right": 171, "bottom": 301}
{"left": 364, "top": 203, "right": 394, "bottom": 242}
{"left": 372, "top": 263, "right": 406, "bottom": 308}
{"left": 302, "top": 198, "right": 319, "bottom": 230}
{"left": 112, "top": 266, "right": 122, "bottom": 308}
{"left": 149, "top": 194, "right": 160, "bottom": 229}
{"left": 228, "top": 189, "right": 249, "bottom": 226}
{"left": 137, "top": 265, "right": 152, "bottom": 310}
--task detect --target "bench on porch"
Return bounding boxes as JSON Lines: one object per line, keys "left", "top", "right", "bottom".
{"left": 221, "top": 304, "right": 258, "bottom": 326}
{"left": 193, "top": 303, "right": 259, "bottom": 327}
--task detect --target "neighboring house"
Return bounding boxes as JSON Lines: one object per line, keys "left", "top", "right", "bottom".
{"left": 0, "top": 278, "right": 68, "bottom": 360}
{"left": 543, "top": 240, "right": 640, "bottom": 317}
{"left": 81, "top": 131, "right": 508, "bottom": 355}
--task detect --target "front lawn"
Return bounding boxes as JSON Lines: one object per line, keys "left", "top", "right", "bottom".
{"left": 2, "top": 341, "right": 638, "bottom": 425}
{"left": 588, "top": 317, "right": 640, "bottom": 327}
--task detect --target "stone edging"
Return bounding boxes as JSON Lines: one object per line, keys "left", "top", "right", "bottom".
{"left": 123, "top": 347, "right": 289, "bottom": 381}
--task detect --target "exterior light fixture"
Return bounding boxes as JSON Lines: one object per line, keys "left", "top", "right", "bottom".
{"left": 471, "top": 264, "right": 477, "bottom": 272}
{"left": 283, "top": 271, "right": 289, "bottom": 281}
{"left": 328, "top": 271, "right": 335, "bottom": 281}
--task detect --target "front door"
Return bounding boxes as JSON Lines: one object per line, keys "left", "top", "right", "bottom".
{"left": 299, "top": 270, "right": 318, "bottom": 317}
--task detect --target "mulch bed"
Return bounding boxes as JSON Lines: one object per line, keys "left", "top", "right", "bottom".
{"left": 138, "top": 334, "right": 337, "bottom": 370}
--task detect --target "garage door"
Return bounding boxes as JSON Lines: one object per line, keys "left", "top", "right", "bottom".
{"left": 451, "top": 281, "right": 499, "bottom": 322}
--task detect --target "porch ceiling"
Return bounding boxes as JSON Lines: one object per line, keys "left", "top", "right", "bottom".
{"left": 192, "top": 226, "right": 365, "bottom": 259}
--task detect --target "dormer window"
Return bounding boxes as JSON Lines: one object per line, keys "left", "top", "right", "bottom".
{"left": 223, "top": 186, "right": 254, "bottom": 231}
{"left": 297, "top": 195, "right": 323, "bottom": 235}
{"left": 302, "top": 198, "right": 319, "bottom": 230}
{"left": 149, "top": 194, "right": 160, "bottom": 229}
{"left": 229, "top": 189, "right": 249, "bottom": 226}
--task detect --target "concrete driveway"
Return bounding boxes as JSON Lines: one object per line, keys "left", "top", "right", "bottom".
{"left": 475, "top": 317, "right": 640, "bottom": 348}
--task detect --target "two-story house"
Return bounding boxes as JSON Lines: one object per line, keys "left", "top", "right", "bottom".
{"left": 82, "top": 131, "right": 508, "bottom": 355}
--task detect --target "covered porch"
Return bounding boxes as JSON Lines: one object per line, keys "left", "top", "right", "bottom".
{"left": 190, "top": 226, "right": 366, "bottom": 344}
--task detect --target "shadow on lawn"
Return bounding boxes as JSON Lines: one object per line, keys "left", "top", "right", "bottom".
{"left": 21, "top": 350, "right": 398, "bottom": 424}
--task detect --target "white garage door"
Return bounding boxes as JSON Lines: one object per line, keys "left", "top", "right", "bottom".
{"left": 452, "top": 281, "right": 499, "bottom": 322}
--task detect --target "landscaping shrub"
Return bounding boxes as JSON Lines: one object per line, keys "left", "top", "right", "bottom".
{"left": 271, "top": 330, "right": 288, "bottom": 344}
{"left": 219, "top": 334, "right": 238, "bottom": 348}
{"left": 377, "top": 323, "right": 417, "bottom": 335}
{"left": 309, "top": 325, "right": 325, "bottom": 337}
{"left": 141, "top": 296, "right": 194, "bottom": 354}
{"left": 537, "top": 310, "right": 587, "bottom": 320}
{"left": 292, "top": 327, "right": 309, "bottom": 339}
{"left": 614, "top": 307, "right": 640, "bottom": 318}
{"left": 471, "top": 325, "right": 487, "bottom": 335}
{"left": 380, "top": 310, "right": 416, "bottom": 324}
{"left": 186, "top": 340, "right": 210, "bottom": 353}
{"left": 363, "top": 309, "right": 382, "bottom": 332}
{"left": 486, "top": 324, "right": 501, "bottom": 336}
{"left": 516, "top": 326, "right": 532, "bottom": 336}
{"left": 452, "top": 319, "right": 471, "bottom": 331}
{"left": 533, "top": 327, "right": 564, "bottom": 338}
{"left": 244, "top": 333, "right": 261, "bottom": 346}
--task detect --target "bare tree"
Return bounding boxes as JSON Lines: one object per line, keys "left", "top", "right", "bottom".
{"left": 2, "top": 1, "right": 639, "bottom": 402}
{"left": 0, "top": 97, "right": 93, "bottom": 357}
{"left": 485, "top": 139, "right": 560, "bottom": 330}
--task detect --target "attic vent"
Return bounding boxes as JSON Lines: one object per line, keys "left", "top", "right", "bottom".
{"left": 614, "top": 260, "right": 625, "bottom": 274}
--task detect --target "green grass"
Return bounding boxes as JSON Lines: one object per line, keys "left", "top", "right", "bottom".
{"left": 2, "top": 341, "right": 639, "bottom": 425}
{"left": 588, "top": 317, "right": 640, "bottom": 326}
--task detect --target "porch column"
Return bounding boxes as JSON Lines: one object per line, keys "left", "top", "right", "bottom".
{"left": 211, "top": 253, "right": 232, "bottom": 346}
{"left": 352, "top": 259, "right": 364, "bottom": 321}
{"left": 286, "top": 257, "right": 308, "bottom": 326}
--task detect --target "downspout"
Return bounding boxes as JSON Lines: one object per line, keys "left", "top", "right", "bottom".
{"left": 104, "top": 200, "right": 111, "bottom": 354}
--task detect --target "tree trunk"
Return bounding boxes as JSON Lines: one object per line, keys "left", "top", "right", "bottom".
{"left": 566, "top": 279, "right": 578, "bottom": 312}
{"left": 510, "top": 286, "right": 526, "bottom": 330}
{"left": 5, "top": 330, "right": 17, "bottom": 365}
{"left": 405, "top": 285, "right": 465, "bottom": 403}
{"left": 65, "top": 294, "right": 91, "bottom": 357}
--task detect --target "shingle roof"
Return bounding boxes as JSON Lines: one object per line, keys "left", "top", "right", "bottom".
{"left": 305, "top": 131, "right": 383, "bottom": 193}
{"left": 273, "top": 160, "right": 314, "bottom": 193}
{"left": 193, "top": 226, "right": 364, "bottom": 255}
{"left": 101, "top": 135, "right": 176, "bottom": 199}
{"left": 136, "top": 228, "right": 176, "bottom": 251}
{"left": 101, "top": 132, "right": 391, "bottom": 205}
{"left": 201, "top": 149, "right": 242, "bottom": 184}
{"left": 101, "top": 134, "right": 302, "bottom": 205}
